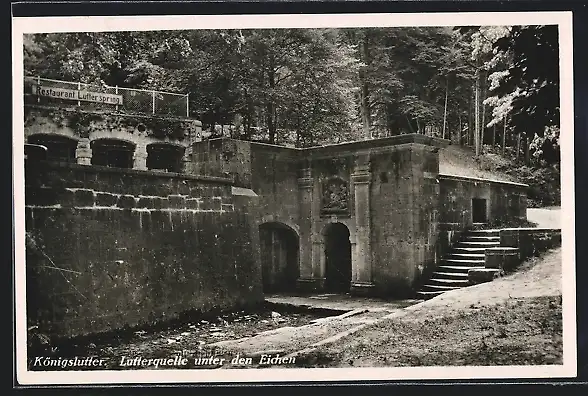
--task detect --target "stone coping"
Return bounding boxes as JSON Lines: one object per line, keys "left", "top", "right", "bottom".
{"left": 500, "top": 227, "right": 561, "bottom": 232}
{"left": 438, "top": 173, "right": 528, "bottom": 188}
{"left": 25, "top": 104, "right": 202, "bottom": 125}
{"left": 25, "top": 159, "right": 234, "bottom": 184}
{"left": 202, "top": 134, "right": 450, "bottom": 156}
{"left": 231, "top": 186, "right": 258, "bottom": 197}
{"left": 485, "top": 247, "right": 520, "bottom": 252}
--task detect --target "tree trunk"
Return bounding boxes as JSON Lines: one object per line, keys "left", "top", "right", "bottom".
{"left": 516, "top": 133, "right": 521, "bottom": 162}
{"left": 480, "top": 70, "right": 487, "bottom": 150}
{"left": 474, "top": 74, "right": 481, "bottom": 157}
{"left": 492, "top": 124, "right": 496, "bottom": 147}
{"left": 468, "top": 89, "right": 474, "bottom": 147}
{"left": 442, "top": 78, "right": 449, "bottom": 140}
{"left": 267, "top": 60, "right": 276, "bottom": 144}
{"left": 359, "top": 31, "right": 371, "bottom": 140}
{"left": 502, "top": 116, "right": 507, "bottom": 156}
{"left": 405, "top": 115, "right": 416, "bottom": 134}
{"left": 524, "top": 134, "right": 530, "bottom": 165}
{"left": 458, "top": 113, "right": 462, "bottom": 145}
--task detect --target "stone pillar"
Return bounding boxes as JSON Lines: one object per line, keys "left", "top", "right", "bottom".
{"left": 311, "top": 232, "right": 325, "bottom": 284}
{"left": 181, "top": 144, "right": 192, "bottom": 174}
{"left": 133, "top": 143, "right": 148, "bottom": 171}
{"left": 296, "top": 164, "right": 323, "bottom": 291}
{"left": 75, "top": 138, "right": 92, "bottom": 165}
{"left": 350, "top": 153, "right": 374, "bottom": 295}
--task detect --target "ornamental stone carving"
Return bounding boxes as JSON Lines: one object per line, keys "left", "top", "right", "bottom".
{"left": 321, "top": 177, "right": 349, "bottom": 215}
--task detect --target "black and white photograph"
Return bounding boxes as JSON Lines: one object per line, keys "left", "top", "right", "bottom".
{"left": 12, "top": 9, "right": 577, "bottom": 385}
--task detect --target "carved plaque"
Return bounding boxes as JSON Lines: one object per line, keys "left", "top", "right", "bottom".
{"left": 321, "top": 177, "right": 349, "bottom": 215}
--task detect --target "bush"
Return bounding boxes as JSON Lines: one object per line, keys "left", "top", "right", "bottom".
{"left": 504, "top": 165, "right": 561, "bottom": 208}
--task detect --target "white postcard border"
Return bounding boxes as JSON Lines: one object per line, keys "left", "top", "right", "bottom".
{"left": 12, "top": 11, "right": 577, "bottom": 385}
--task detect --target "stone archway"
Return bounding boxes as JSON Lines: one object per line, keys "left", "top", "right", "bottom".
{"left": 259, "top": 222, "right": 300, "bottom": 293}
{"left": 27, "top": 134, "right": 78, "bottom": 163}
{"left": 323, "top": 222, "right": 352, "bottom": 293}
{"left": 91, "top": 139, "right": 135, "bottom": 169}
{"left": 147, "top": 143, "right": 185, "bottom": 173}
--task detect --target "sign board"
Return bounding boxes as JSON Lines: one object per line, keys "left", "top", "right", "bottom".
{"left": 31, "top": 84, "right": 123, "bottom": 105}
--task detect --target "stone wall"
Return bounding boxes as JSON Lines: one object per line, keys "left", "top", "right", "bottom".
{"left": 369, "top": 143, "right": 441, "bottom": 296}
{"left": 24, "top": 105, "right": 202, "bottom": 171}
{"left": 250, "top": 143, "right": 301, "bottom": 230}
{"left": 439, "top": 174, "right": 528, "bottom": 227}
{"left": 499, "top": 228, "right": 562, "bottom": 261}
{"left": 24, "top": 160, "right": 262, "bottom": 339}
{"left": 188, "top": 140, "right": 302, "bottom": 292}
{"left": 183, "top": 136, "right": 528, "bottom": 299}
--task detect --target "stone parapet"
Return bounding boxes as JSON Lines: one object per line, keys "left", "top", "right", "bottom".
{"left": 296, "top": 278, "right": 326, "bottom": 292}
{"left": 499, "top": 228, "right": 562, "bottom": 260}
{"left": 468, "top": 268, "right": 502, "bottom": 285}
{"left": 485, "top": 247, "right": 520, "bottom": 273}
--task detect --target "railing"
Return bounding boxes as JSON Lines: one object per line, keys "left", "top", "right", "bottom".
{"left": 24, "top": 76, "right": 190, "bottom": 118}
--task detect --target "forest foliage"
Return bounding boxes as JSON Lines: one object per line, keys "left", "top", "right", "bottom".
{"left": 24, "top": 26, "right": 561, "bottom": 204}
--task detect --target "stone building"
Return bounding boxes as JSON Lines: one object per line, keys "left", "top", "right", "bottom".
{"left": 188, "top": 137, "right": 528, "bottom": 297}
{"left": 22, "top": 78, "right": 528, "bottom": 337}
{"left": 24, "top": 77, "right": 202, "bottom": 173}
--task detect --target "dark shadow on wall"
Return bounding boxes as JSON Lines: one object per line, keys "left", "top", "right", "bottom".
{"left": 259, "top": 222, "right": 299, "bottom": 293}
{"left": 324, "top": 222, "right": 352, "bottom": 293}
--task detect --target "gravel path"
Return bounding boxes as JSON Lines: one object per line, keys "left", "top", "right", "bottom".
{"left": 300, "top": 247, "right": 563, "bottom": 367}
{"left": 527, "top": 207, "right": 561, "bottom": 228}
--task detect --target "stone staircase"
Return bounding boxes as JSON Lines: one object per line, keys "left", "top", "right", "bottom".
{"left": 417, "top": 229, "right": 501, "bottom": 300}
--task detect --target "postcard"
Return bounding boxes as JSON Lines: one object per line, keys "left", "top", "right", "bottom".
{"left": 12, "top": 10, "right": 576, "bottom": 385}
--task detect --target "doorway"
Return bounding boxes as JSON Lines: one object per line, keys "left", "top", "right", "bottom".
{"left": 472, "top": 198, "right": 488, "bottom": 223}
{"left": 259, "top": 223, "right": 299, "bottom": 293}
{"left": 91, "top": 139, "right": 134, "bottom": 169}
{"left": 324, "top": 223, "right": 352, "bottom": 293}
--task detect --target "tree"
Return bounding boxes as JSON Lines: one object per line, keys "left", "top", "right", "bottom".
{"left": 484, "top": 25, "right": 560, "bottom": 165}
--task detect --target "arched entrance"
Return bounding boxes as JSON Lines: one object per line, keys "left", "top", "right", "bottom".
{"left": 259, "top": 222, "right": 299, "bottom": 293}
{"left": 147, "top": 143, "right": 185, "bottom": 173}
{"left": 91, "top": 139, "right": 135, "bottom": 169}
{"left": 324, "top": 222, "right": 352, "bottom": 293}
{"left": 28, "top": 134, "right": 77, "bottom": 163}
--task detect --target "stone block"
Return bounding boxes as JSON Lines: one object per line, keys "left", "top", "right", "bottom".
{"left": 136, "top": 197, "right": 153, "bottom": 209}
{"left": 95, "top": 192, "right": 119, "bottom": 207}
{"left": 59, "top": 188, "right": 75, "bottom": 208}
{"left": 186, "top": 198, "right": 200, "bottom": 210}
{"left": 211, "top": 197, "right": 222, "bottom": 211}
{"left": 25, "top": 186, "right": 58, "bottom": 206}
{"left": 221, "top": 204, "right": 234, "bottom": 212}
{"left": 168, "top": 195, "right": 186, "bottom": 209}
{"left": 177, "top": 181, "right": 190, "bottom": 195}
{"left": 296, "top": 278, "right": 325, "bottom": 292}
{"left": 468, "top": 268, "right": 501, "bottom": 285}
{"left": 200, "top": 197, "right": 212, "bottom": 211}
{"left": 350, "top": 282, "right": 376, "bottom": 296}
{"left": 118, "top": 195, "right": 136, "bottom": 209}
{"left": 151, "top": 197, "right": 165, "bottom": 209}
{"left": 485, "top": 247, "right": 520, "bottom": 272}
{"left": 74, "top": 189, "right": 95, "bottom": 207}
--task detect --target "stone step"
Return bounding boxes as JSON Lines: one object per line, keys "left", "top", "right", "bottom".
{"left": 457, "top": 241, "right": 501, "bottom": 248}
{"left": 443, "top": 258, "right": 486, "bottom": 265}
{"left": 448, "top": 254, "right": 485, "bottom": 262}
{"left": 452, "top": 247, "right": 488, "bottom": 255}
{"left": 462, "top": 236, "right": 500, "bottom": 242}
{"left": 431, "top": 271, "right": 470, "bottom": 280}
{"left": 436, "top": 265, "right": 485, "bottom": 274}
{"left": 465, "top": 229, "right": 500, "bottom": 236}
{"left": 428, "top": 278, "right": 471, "bottom": 287}
{"left": 416, "top": 290, "right": 445, "bottom": 300}
{"left": 447, "top": 248, "right": 486, "bottom": 257}
{"left": 421, "top": 284, "right": 463, "bottom": 292}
